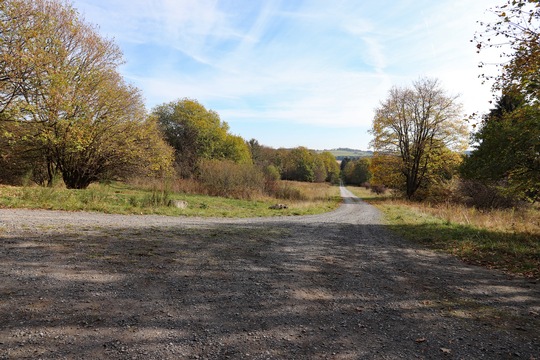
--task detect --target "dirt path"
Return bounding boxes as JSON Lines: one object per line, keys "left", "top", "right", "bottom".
{"left": 0, "top": 187, "right": 539, "bottom": 359}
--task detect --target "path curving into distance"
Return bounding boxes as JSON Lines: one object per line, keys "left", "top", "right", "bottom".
{"left": 0, "top": 187, "right": 538, "bottom": 358}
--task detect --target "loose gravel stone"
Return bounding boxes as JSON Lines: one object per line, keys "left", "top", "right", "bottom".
{"left": 0, "top": 187, "right": 539, "bottom": 359}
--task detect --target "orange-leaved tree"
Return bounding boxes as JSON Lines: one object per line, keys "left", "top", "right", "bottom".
{"left": 370, "top": 78, "right": 467, "bottom": 199}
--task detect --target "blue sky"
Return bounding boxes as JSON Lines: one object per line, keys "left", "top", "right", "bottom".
{"left": 71, "top": 0, "right": 498, "bottom": 150}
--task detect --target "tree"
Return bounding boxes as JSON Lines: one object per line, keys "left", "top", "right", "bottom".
{"left": 475, "top": 0, "right": 540, "bottom": 100}
{"left": 414, "top": 142, "right": 463, "bottom": 201}
{"left": 369, "top": 154, "right": 403, "bottom": 189}
{"left": 0, "top": 120, "right": 34, "bottom": 184}
{"left": 461, "top": 92, "right": 540, "bottom": 202}
{"left": 340, "top": 157, "right": 351, "bottom": 172}
{"left": 282, "top": 147, "right": 316, "bottom": 182}
{"left": 0, "top": 0, "right": 173, "bottom": 188}
{"left": 465, "top": 1, "right": 540, "bottom": 203}
{"left": 153, "top": 98, "right": 251, "bottom": 177}
{"left": 318, "top": 151, "right": 340, "bottom": 184}
{"left": 370, "top": 78, "right": 467, "bottom": 199}
{"left": 247, "top": 138, "right": 264, "bottom": 165}
{"left": 342, "top": 158, "right": 371, "bottom": 186}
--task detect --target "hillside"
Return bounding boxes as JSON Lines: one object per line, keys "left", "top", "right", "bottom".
{"left": 320, "top": 148, "right": 373, "bottom": 160}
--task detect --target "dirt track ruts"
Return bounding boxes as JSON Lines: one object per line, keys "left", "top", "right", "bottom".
{"left": 0, "top": 186, "right": 539, "bottom": 359}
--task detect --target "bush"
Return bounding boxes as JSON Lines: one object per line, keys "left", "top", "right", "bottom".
{"left": 412, "top": 179, "right": 458, "bottom": 203}
{"left": 370, "top": 184, "right": 387, "bottom": 195}
{"left": 457, "top": 180, "right": 522, "bottom": 209}
{"left": 198, "top": 160, "right": 265, "bottom": 199}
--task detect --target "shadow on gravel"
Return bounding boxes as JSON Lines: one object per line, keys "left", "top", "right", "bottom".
{"left": 1, "top": 217, "right": 539, "bottom": 359}
{"left": 385, "top": 222, "right": 540, "bottom": 280}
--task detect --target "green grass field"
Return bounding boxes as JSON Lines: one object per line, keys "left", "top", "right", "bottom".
{"left": 0, "top": 181, "right": 342, "bottom": 218}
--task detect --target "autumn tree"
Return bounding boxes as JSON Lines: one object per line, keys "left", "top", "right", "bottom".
{"left": 475, "top": 0, "right": 540, "bottom": 99}
{"left": 369, "top": 154, "right": 403, "bottom": 190}
{"left": 0, "top": 0, "right": 173, "bottom": 188}
{"left": 318, "top": 151, "right": 341, "bottom": 184}
{"left": 464, "top": 1, "right": 540, "bottom": 203}
{"left": 370, "top": 78, "right": 467, "bottom": 199}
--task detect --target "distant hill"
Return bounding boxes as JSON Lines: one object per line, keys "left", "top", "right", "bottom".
{"left": 319, "top": 148, "right": 373, "bottom": 160}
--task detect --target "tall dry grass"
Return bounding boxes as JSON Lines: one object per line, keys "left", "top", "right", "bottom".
{"left": 348, "top": 186, "right": 540, "bottom": 278}
{"left": 282, "top": 180, "right": 339, "bottom": 201}
{"left": 406, "top": 201, "right": 540, "bottom": 236}
{"left": 351, "top": 186, "right": 540, "bottom": 236}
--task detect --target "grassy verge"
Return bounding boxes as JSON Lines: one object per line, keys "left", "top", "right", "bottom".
{"left": 0, "top": 181, "right": 341, "bottom": 218}
{"left": 348, "top": 186, "right": 540, "bottom": 279}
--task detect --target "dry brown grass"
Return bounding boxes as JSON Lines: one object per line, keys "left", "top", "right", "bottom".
{"left": 279, "top": 180, "right": 340, "bottom": 201}
{"left": 348, "top": 186, "right": 540, "bottom": 278}
{"left": 350, "top": 186, "right": 540, "bottom": 236}
{"left": 127, "top": 177, "right": 204, "bottom": 194}
{"left": 418, "top": 202, "right": 540, "bottom": 236}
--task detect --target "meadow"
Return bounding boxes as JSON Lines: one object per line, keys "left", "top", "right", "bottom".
{"left": 0, "top": 180, "right": 341, "bottom": 218}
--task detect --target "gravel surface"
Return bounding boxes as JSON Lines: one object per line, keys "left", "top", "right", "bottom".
{"left": 0, "top": 186, "right": 539, "bottom": 359}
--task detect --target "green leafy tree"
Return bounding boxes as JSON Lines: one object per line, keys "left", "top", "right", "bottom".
{"left": 370, "top": 77, "right": 467, "bottom": 199}
{"left": 279, "top": 148, "right": 340, "bottom": 183}
{"left": 221, "top": 134, "right": 252, "bottom": 164}
{"left": 318, "top": 151, "right": 340, "bottom": 184}
{"left": 313, "top": 155, "right": 327, "bottom": 183}
{"left": 461, "top": 93, "right": 540, "bottom": 202}
{"left": 153, "top": 98, "right": 251, "bottom": 177}
{"left": 266, "top": 148, "right": 288, "bottom": 177}
{"left": 466, "top": 1, "right": 540, "bottom": 203}
{"left": 282, "top": 147, "right": 316, "bottom": 182}
{"left": 342, "top": 158, "right": 371, "bottom": 186}
{"left": 340, "top": 157, "right": 351, "bottom": 172}
{"left": 247, "top": 138, "right": 264, "bottom": 165}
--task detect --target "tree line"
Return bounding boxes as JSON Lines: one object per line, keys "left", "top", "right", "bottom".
{"left": 2, "top": 0, "right": 537, "bottom": 208}
{"left": 366, "top": 0, "right": 539, "bottom": 208}
{"left": 0, "top": 0, "right": 340, "bottom": 194}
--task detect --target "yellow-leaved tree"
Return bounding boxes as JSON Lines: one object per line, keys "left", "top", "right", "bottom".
{"left": 0, "top": 0, "right": 174, "bottom": 188}
{"left": 370, "top": 78, "right": 467, "bottom": 199}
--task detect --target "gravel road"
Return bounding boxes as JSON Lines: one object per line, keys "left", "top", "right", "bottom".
{"left": 0, "top": 186, "right": 538, "bottom": 359}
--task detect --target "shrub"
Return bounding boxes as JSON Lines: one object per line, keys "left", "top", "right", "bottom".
{"left": 457, "top": 180, "right": 522, "bottom": 209}
{"left": 198, "top": 160, "right": 265, "bottom": 199}
{"left": 370, "top": 184, "right": 387, "bottom": 195}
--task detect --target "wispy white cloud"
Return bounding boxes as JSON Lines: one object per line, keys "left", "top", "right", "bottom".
{"left": 73, "top": 0, "right": 497, "bottom": 149}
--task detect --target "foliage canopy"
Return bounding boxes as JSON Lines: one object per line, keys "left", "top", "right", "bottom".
{"left": 153, "top": 98, "right": 251, "bottom": 178}
{"left": 370, "top": 78, "right": 467, "bottom": 199}
{"left": 0, "top": 0, "right": 173, "bottom": 188}
{"left": 465, "top": 0, "right": 540, "bottom": 204}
